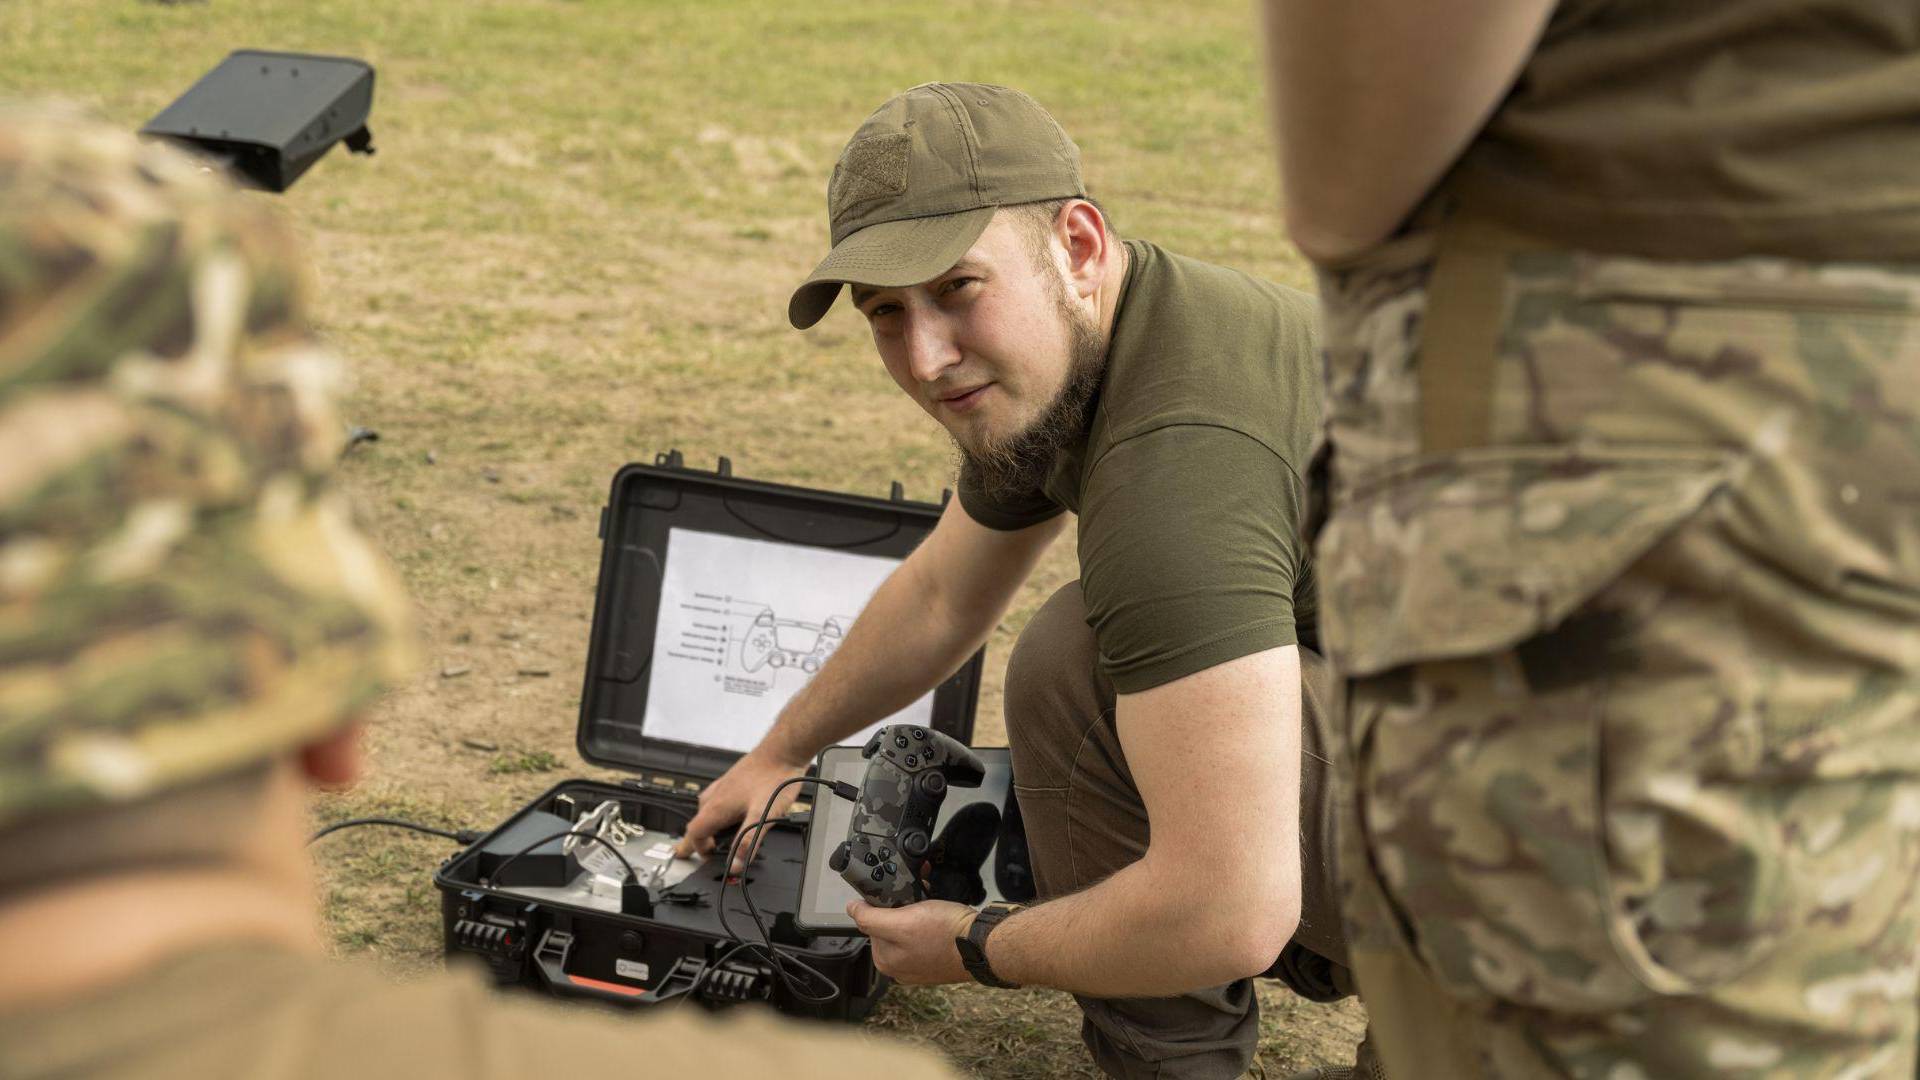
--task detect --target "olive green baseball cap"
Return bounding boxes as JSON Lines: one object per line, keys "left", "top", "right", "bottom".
{"left": 788, "top": 82, "right": 1085, "bottom": 330}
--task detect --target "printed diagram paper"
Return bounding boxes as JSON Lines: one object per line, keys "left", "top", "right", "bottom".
{"left": 644, "top": 527, "right": 936, "bottom": 754}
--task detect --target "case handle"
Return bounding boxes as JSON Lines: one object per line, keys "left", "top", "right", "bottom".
{"left": 531, "top": 928, "right": 731, "bottom": 1006}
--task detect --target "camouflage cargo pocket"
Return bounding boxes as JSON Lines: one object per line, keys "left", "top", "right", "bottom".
{"left": 1318, "top": 444, "right": 1784, "bottom": 1013}
{"left": 1318, "top": 445, "right": 1735, "bottom": 678}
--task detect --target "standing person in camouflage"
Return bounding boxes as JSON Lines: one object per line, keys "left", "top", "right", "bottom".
{"left": 1263, "top": 3, "right": 1920, "bottom": 1077}
{"left": 0, "top": 107, "right": 961, "bottom": 1080}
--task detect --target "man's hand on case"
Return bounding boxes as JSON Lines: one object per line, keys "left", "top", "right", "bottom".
{"left": 674, "top": 749, "right": 807, "bottom": 873}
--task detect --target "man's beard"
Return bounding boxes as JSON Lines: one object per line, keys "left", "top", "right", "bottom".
{"left": 958, "top": 288, "right": 1107, "bottom": 503}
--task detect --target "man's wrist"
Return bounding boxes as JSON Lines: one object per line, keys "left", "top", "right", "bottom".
{"left": 980, "top": 915, "right": 1012, "bottom": 985}
{"left": 956, "top": 902, "right": 1023, "bottom": 989}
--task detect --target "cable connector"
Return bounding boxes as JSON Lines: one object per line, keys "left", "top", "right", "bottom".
{"left": 621, "top": 876, "right": 654, "bottom": 917}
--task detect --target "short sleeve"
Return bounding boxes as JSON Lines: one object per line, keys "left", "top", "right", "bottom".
{"left": 1075, "top": 424, "right": 1308, "bottom": 694}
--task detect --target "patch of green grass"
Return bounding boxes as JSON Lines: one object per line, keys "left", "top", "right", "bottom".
{"left": 488, "top": 748, "right": 563, "bottom": 775}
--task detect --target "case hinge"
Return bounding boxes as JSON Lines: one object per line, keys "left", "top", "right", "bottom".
{"left": 648, "top": 449, "right": 732, "bottom": 479}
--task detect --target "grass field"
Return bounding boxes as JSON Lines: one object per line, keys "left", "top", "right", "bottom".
{"left": 1, "top": 1, "right": 1360, "bottom": 1074}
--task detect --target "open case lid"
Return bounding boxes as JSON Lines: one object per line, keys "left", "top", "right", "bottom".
{"left": 579, "top": 451, "right": 982, "bottom": 788}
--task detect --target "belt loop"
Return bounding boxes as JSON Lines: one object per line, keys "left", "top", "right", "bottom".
{"left": 1417, "top": 218, "right": 1513, "bottom": 453}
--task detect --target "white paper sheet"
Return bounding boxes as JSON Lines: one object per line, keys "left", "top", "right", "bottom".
{"left": 643, "top": 527, "right": 936, "bottom": 754}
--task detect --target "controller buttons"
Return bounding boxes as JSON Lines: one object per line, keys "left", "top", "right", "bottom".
{"left": 904, "top": 754, "right": 919, "bottom": 768}
{"left": 870, "top": 867, "right": 885, "bottom": 882}
{"left": 884, "top": 861, "right": 898, "bottom": 874}
{"left": 878, "top": 847, "right": 892, "bottom": 860}
{"left": 864, "top": 852, "right": 878, "bottom": 866}
{"left": 911, "top": 728, "right": 927, "bottom": 740}
{"left": 894, "top": 734, "right": 910, "bottom": 749}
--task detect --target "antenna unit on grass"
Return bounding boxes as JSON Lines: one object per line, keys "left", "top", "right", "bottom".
{"left": 143, "top": 49, "right": 375, "bottom": 192}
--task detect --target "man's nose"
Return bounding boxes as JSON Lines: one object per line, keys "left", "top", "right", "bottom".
{"left": 901, "top": 312, "right": 960, "bottom": 384}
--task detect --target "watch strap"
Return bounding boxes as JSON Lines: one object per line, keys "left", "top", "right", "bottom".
{"left": 957, "top": 902, "right": 1022, "bottom": 989}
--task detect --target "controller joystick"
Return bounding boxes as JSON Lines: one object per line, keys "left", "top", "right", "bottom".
{"left": 838, "top": 723, "right": 985, "bottom": 907}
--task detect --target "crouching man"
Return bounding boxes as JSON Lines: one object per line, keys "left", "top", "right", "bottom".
{"left": 678, "top": 84, "right": 1373, "bottom": 1080}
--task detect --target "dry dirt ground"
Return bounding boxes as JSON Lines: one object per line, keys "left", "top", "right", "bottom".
{"left": 4, "top": 1, "right": 1363, "bottom": 1075}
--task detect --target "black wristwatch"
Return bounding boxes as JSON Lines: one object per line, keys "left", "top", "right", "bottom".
{"left": 956, "top": 902, "right": 1023, "bottom": 989}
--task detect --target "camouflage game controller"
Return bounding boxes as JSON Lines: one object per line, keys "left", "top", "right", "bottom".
{"left": 829, "top": 724, "right": 985, "bottom": 907}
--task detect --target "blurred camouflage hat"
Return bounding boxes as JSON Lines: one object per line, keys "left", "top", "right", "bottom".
{"left": 0, "top": 106, "right": 415, "bottom": 827}
{"left": 787, "top": 83, "right": 1084, "bottom": 330}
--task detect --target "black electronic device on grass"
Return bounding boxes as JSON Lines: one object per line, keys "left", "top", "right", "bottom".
{"left": 143, "top": 49, "right": 375, "bottom": 191}
{"left": 431, "top": 452, "right": 986, "bottom": 1020}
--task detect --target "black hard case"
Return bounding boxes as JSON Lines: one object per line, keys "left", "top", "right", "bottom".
{"left": 432, "top": 452, "right": 982, "bottom": 1021}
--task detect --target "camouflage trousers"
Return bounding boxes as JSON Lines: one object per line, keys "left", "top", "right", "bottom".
{"left": 1313, "top": 219, "right": 1920, "bottom": 1078}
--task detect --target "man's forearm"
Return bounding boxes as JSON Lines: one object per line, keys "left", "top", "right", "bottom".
{"left": 758, "top": 555, "right": 993, "bottom": 766}
{"left": 983, "top": 851, "right": 1298, "bottom": 998}
{"left": 754, "top": 505, "right": 1063, "bottom": 767}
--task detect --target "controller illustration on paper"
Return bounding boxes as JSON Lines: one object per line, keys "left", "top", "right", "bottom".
{"left": 740, "top": 608, "right": 849, "bottom": 675}
{"left": 828, "top": 724, "right": 985, "bottom": 906}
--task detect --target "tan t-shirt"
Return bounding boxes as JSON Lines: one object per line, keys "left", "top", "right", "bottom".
{"left": 1445, "top": 0, "right": 1920, "bottom": 260}
{"left": 0, "top": 944, "right": 960, "bottom": 1080}
{"left": 959, "top": 240, "right": 1322, "bottom": 694}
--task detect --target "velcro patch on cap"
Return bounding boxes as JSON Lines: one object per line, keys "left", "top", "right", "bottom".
{"left": 829, "top": 132, "right": 910, "bottom": 220}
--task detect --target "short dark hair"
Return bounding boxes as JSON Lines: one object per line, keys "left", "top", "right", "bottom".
{"left": 1005, "top": 196, "right": 1115, "bottom": 273}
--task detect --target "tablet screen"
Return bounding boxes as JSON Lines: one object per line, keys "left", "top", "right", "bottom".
{"left": 798, "top": 744, "right": 1033, "bottom": 933}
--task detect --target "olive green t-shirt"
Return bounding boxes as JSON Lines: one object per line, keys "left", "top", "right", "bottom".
{"left": 1445, "top": 0, "right": 1920, "bottom": 260}
{"left": 960, "top": 240, "right": 1321, "bottom": 694}
{"left": 0, "top": 944, "right": 960, "bottom": 1080}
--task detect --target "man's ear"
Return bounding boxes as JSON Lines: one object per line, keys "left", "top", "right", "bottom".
{"left": 1058, "top": 199, "right": 1113, "bottom": 299}
{"left": 299, "top": 720, "right": 365, "bottom": 790}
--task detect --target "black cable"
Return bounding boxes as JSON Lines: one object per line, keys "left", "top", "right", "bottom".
{"left": 711, "top": 776, "right": 858, "bottom": 1005}
{"left": 309, "top": 816, "right": 483, "bottom": 845}
{"left": 485, "top": 828, "right": 640, "bottom": 890}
